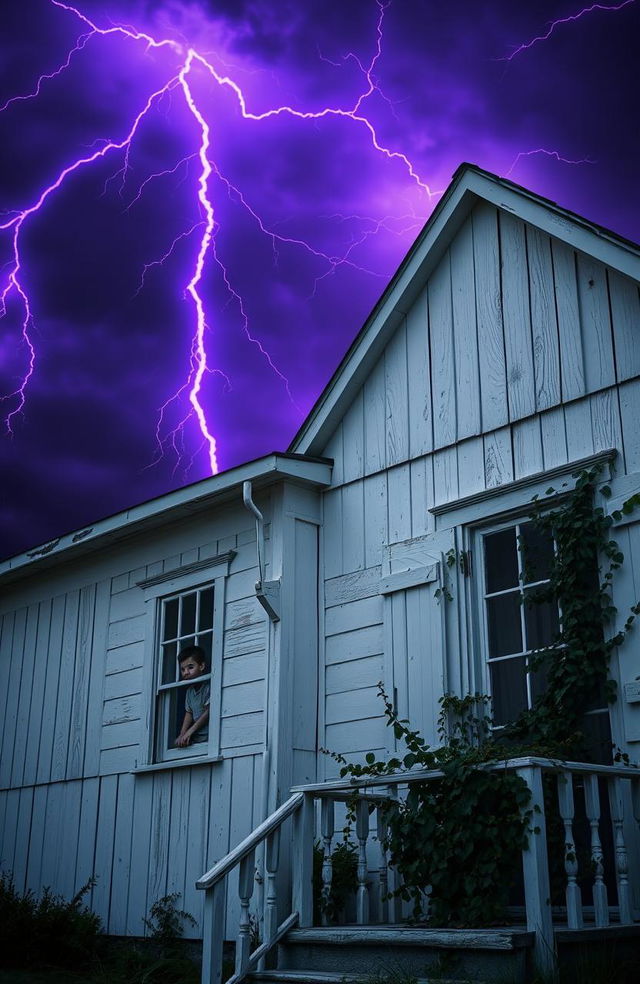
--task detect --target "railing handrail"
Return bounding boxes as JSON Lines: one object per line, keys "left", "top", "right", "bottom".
{"left": 196, "top": 790, "right": 304, "bottom": 889}
{"left": 290, "top": 756, "right": 639, "bottom": 795}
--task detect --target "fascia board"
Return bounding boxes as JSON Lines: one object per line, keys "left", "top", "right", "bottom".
{"left": 465, "top": 169, "right": 640, "bottom": 281}
{"left": 0, "top": 453, "right": 332, "bottom": 586}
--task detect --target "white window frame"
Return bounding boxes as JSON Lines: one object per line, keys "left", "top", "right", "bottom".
{"left": 136, "top": 551, "right": 234, "bottom": 769}
{"left": 474, "top": 515, "right": 558, "bottom": 727}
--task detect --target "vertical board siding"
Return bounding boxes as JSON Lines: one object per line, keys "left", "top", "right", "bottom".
{"left": 10, "top": 604, "right": 38, "bottom": 788}
{"left": 609, "top": 269, "right": 640, "bottom": 382}
{"left": 552, "top": 240, "right": 585, "bottom": 403}
{"left": 429, "top": 251, "right": 456, "bottom": 448}
{"left": 500, "top": 211, "right": 535, "bottom": 421}
{"left": 620, "top": 378, "right": 640, "bottom": 473}
{"left": 363, "top": 360, "right": 386, "bottom": 474}
{"left": 527, "top": 225, "right": 561, "bottom": 411}
{"left": 576, "top": 253, "right": 615, "bottom": 393}
{"left": 406, "top": 285, "right": 433, "bottom": 456}
{"left": 0, "top": 607, "right": 26, "bottom": 789}
{"left": 51, "top": 591, "right": 80, "bottom": 782}
{"left": 451, "top": 215, "right": 481, "bottom": 439}
{"left": 473, "top": 202, "right": 508, "bottom": 433}
{"left": 385, "top": 320, "right": 409, "bottom": 466}
{"left": 22, "top": 601, "right": 52, "bottom": 786}
{"left": 342, "top": 390, "right": 364, "bottom": 484}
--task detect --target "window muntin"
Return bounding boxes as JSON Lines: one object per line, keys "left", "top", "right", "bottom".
{"left": 155, "top": 584, "right": 215, "bottom": 761}
{"left": 481, "top": 520, "right": 558, "bottom": 726}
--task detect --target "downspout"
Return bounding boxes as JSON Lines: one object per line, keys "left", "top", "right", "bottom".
{"left": 242, "top": 480, "right": 277, "bottom": 951}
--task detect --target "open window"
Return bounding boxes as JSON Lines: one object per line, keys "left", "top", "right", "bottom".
{"left": 155, "top": 584, "right": 215, "bottom": 761}
{"left": 137, "top": 551, "right": 233, "bottom": 767}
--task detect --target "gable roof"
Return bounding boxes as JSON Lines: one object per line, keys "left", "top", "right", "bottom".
{"left": 290, "top": 162, "right": 640, "bottom": 458}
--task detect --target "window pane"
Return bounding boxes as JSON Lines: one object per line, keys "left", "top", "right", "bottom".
{"left": 490, "top": 656, "right": 527, "bottom": 726}
{"left": 199, "top": 587, "right": 214, "bottom": 631}
{"left": 524, "top": 590, "right": 560, "bottom": 650}
{"left": 159, "top": 688, "right": 188, "bottom": 754}
{"left": 163, "top": 598, "right": 179, "bottom": 642}
{"left": 528, "top": 656, "right": 548, "bottom": 704}
{"left": 196, "top": 633, "right": 212, "bottom": 670}
{"left": 484, "top": 528, "right": 519, "bottom": 593}
{"left": 520, "top": 522, "right": 555, "bottom": 584}
{"left": 487, "top": 591, "right": 523, "bottom": 658}
{"left": 181, "top": 592, "right": 197, "bottom": 636}
{"left": 161, "top": 641, "right": 177, "bottom": 685}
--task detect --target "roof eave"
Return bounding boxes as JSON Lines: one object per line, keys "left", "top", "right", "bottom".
{"left": 0, "top": 451, "right": 332, "bottom": 587}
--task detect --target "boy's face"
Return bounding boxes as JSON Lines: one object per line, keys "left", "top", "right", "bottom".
{"left": 180, "top": 657, "right": 206, "bottom": 681}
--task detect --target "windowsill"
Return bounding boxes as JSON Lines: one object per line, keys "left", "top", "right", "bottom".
{"left": 131, "top": 754, "right": 223, "bottom": 775}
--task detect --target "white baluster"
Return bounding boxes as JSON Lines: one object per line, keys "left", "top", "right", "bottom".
{"left": 235, "top": 848, "right": 256, "bottom": 976}
{"left": 257, "top": 828, "right": 280, "bottom": 970}
{"left": 584, "top": 775, "right": 609, "bottom": 927}
{"left": 557, "top": 771, "right": 583, "bottom": 929}
{"left": 355, "top": 798, "right": 370, "bottom": 925}
{"left": 376, "top": 803, "right": 389, "bottom": 924}
{"left": 320, "top": 798, "right": 335, "bottom": 925}
{"left": 608, "top": 777, "right": 632, "bottom": 924}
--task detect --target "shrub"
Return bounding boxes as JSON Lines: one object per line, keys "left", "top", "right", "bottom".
{"left": 0, "top": 872, "right": 102, "bottom": 970}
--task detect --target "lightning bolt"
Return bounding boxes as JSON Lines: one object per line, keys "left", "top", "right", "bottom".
{"left": 504, "top": 0, "right": 636, "bottom": 60}
{"left": 1, "top": 0, "right": 437, "bottom": 474}
{"left": 506, "top": 148, "right": 596, "bottom": 176}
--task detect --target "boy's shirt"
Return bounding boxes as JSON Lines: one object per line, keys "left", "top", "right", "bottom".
{"left": 185, "top": 681, "right": 210, "bottom": 742}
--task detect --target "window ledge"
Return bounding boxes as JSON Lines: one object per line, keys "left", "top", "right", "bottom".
{"left": 132, "top": 754, "right": 223, "bottom": 775}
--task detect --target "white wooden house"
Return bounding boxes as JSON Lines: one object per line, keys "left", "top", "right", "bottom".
{"left": 2, "top": 164, "right": 640, "bottom": 980}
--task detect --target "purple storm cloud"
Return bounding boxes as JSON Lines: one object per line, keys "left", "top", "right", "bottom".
{"left": 1, "top": 0, "right": 639, "bottom": 559}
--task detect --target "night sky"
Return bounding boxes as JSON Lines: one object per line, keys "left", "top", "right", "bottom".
{"left": 1, "top": 0, "right": 639, "bottom": 560}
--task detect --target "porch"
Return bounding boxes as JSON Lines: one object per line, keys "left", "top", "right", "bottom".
{"left": 196, "top": 758, "right": 640, "bottom": 983}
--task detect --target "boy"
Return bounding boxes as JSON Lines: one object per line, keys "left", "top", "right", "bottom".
{"left": 175, "top": 645, "right": 210, "bottom": 747}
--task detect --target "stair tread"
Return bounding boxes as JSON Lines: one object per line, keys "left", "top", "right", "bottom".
{"left": 283, "top": 925, "right": 534, "bottom": 949}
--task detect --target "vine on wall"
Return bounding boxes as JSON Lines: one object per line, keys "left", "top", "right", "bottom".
{"left": 330, "top": 466, "right": 640, "bottom": 927}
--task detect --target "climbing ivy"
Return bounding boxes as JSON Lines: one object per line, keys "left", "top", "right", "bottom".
{"left": 506, "top": 463, "right": 640, "bottom": 756}
{"left": 329, "top": 465, "right": 640, "bottom": 927}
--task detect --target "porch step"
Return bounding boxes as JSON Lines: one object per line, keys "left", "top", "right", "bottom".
{"left": 274, "top": 926, "right": 534, "bottom": 984}
{"left": 249, "top": 974, "right": 473, "bottom": 984}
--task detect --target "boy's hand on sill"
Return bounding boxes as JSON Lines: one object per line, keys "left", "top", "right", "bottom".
{"left": 175, "top": 732, "right": 192, "bottom": 747}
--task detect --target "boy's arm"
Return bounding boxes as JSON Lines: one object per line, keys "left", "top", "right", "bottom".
{"left": 182, "top": 706, "right": 210, "bottom": 744}
{"left": 176, "top": 710, "right": 194, "bottom": 747}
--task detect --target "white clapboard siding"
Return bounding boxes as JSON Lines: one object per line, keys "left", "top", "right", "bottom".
{"left": 385, "top": 319, "right": 410, "bottom": 466}
{"left": 620, "top": 378, "right": 640, "bottom": 474}
{"left": 609, "top": 269, "right": 640, "bottom": 382}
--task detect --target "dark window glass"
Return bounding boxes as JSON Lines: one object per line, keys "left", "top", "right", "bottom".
{"left": 484, "top": 528, "right": 519, "bottom": 593}
{"left": 163, "top": 598, "right": 179, "bottom": 642}
{"left": 487, "top": 591, "right": 523, "bottom": 658}
{"left": 181, "top": 592, "right": 197, "bottom": 636}
{"left": 520, "top": 522, "right": 555, "bottom": 584}
{"left": 490, "top": 656, "right": 527, "bottom": 726}
{"left": 197, "top": 633, "right": 212, "bottom": 668}
{"left": 524, "top": 590, "right": 560, "bottom": 649}
{"left": 199, "top": 587, "right": 214, "bottom": 631}
{"left": 528, "top": 656, "right": 548, "bottom": 704}
{"left": 161, "top": 641, "right": 177, "bottom": 685}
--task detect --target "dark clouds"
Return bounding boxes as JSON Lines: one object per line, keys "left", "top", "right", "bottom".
{"left": 1, "top": 0, "right": 639, "bottom": 558}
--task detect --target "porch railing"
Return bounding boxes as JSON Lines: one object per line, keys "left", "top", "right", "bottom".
{"left": 198, "top": 758, "right": 640, "bottom": 983}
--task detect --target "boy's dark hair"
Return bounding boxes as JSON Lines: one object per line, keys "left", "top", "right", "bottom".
{"left": 178, "top": 644, "right": 207, "bottom": 666}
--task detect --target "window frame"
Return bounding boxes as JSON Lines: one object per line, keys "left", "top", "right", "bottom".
{"left": 474, "top": 515, "right": 559, "bottom": 727}
{"left": 137, "top": 551, "right": 234, "bottom": 767}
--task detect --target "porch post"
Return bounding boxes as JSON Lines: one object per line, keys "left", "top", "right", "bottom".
{"left": 201, "top": 880, "right": 227, "bottom": 984}
{"left": 292, "top": 791, "right": 315, "bottom": 927}
{"left": 517, "top": 764, "right": 555, "bottom": 978}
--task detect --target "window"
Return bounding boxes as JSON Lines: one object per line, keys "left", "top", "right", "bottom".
{"left": 480, "top": 519, "right": 559, "bottom": 727}
{"left": 155, "top": 584, "right": 215, "bottom": 761}
{"left": 137, "top": 551, "right": 233, "bottom": 767}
